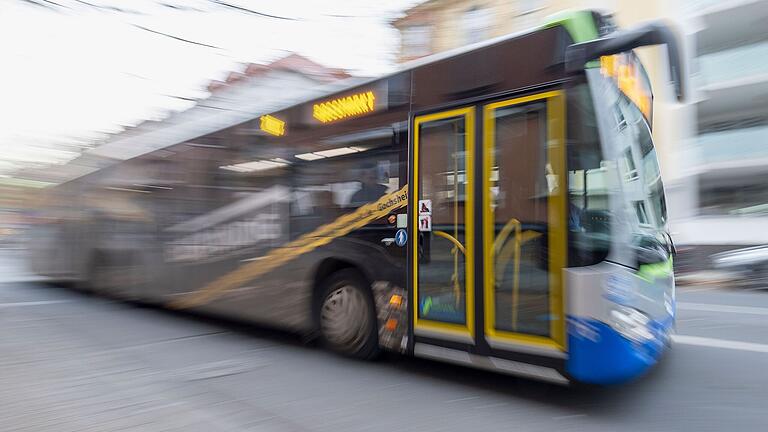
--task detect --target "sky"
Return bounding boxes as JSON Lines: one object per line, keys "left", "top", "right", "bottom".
{"left": 0, "top": 0, "right": 420, "bottom": 177}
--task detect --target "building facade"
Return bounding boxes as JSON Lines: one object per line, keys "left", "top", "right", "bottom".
{"left": 673, "top": 0, "right": 768, "bottom": 265}
{"left": 392, "top": 0, "right": 610, "bottom": 63}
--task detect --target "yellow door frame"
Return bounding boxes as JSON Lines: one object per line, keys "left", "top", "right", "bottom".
{"left": 482, "top": 90, "right": 567, "bottom": 351}
{"left": 412, "top": 107, "right": 475, "bottom": 341}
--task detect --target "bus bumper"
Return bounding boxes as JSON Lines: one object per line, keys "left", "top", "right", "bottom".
{"left": 566, "top": 316, "right": 673, "bottom": 385}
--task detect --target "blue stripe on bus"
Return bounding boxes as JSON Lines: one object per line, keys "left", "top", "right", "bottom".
{"left": 566, "top": 316, "right": 673, "bottom": 385}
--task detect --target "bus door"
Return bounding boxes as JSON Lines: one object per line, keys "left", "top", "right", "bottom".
{"left": 411, "top": 91, "right": 566, "bottom": 357}
{"left": 412, "top": 107, "right": 476, "bottom": 344}
{"left": 481, "top": 91, "right": 567, "bottom": 356}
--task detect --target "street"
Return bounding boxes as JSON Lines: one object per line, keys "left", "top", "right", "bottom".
{"left": 1, "top": 250, "right": 767, "bottom": 432}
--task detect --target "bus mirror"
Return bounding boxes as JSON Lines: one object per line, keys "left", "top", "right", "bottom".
{"left": 565, "top": 21, "right": 685, "bottom": 102}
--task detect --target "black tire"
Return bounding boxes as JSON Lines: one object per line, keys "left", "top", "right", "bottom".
{"left": 317, "top": 269, "right": 380, "bottom": 360}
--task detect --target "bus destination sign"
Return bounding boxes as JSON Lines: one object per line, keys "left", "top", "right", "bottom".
{"left": 260, "top": 115, "right": 286, "bottom": 136}
{"left": 313, "top": 90, "right": 376, "bottom": 124}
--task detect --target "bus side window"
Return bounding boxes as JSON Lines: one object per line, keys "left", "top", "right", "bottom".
{"left": 291, "top": 150, "right": 400, "bottom": 238}
{"left": 487, "top": 101, "right": 550, "bottom": 337}
{"left": 567, "top": 84, "right": 611, "bottom": 267}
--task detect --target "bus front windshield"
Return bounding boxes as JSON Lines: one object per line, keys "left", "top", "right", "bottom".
{"left": 639, "top": 124, "right": 667, "bottom": 228}
{"left": 588, "top": 65, "right": 672, "bottom": 268}
{"left": 612, "top": 85, "right": 668, "bottom": 231}
{"left": 569, "top": 67, "right": 671, "bottom": 268}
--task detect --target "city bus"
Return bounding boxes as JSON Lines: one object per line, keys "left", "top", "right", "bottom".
{"left": 28, "top": 11, "right": 682, "bottom": 385}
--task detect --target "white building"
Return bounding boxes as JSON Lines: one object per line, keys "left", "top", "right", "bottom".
{"left": 664, "top": 0, "right": 768, "bottom": 268}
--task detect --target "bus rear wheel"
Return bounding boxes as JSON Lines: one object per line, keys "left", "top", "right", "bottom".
{"left": 318, "top": 269, "right": 379, "bottom": 360}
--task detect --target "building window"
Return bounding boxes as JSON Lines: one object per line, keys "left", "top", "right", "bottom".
{"left": 700, "top": 180, "right": 768, "bottom": 216}
{"left": 402, "top": 25, "right": 432, "bottom": 58}
{"left": 462, "top": 7, "right": 492, "bottom": 45}
{"left": 634, "top": 201, "right": 650, "bottom": 225}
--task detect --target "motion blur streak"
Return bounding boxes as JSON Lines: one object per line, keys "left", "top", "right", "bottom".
{"left": 672, "top": 335, "right": 768, "bottom": 354}
{"left": 2, "top": 1, "right": 768, "bottom": 431}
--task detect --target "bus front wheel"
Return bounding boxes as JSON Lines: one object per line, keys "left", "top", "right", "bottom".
{"left": 318, "top": 269, "right": 379, "bottom": 360}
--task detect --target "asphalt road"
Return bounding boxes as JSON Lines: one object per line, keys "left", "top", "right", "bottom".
{"left": 1, "top": 250, "right": 767, "bottom": 432}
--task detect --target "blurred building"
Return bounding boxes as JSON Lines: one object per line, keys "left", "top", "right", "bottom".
{"left": 650, "top": 0, "right": 768, "bottom": 269}
{"left": 13, "top": 54, "right": 355, "bottom": 188}
{"left": 392, "top": 0, "right": 613, "bottom": 63}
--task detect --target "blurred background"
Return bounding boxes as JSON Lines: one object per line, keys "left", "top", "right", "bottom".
{"left": 4, "top": 0, "right": 768, "bottom": 283}
{"left": 2, "top": 1, "right": 768, "bottom": 431}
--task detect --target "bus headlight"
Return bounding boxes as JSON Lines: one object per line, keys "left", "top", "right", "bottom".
{"left": 609, "top": 306, "right": 654, "bottom": 344}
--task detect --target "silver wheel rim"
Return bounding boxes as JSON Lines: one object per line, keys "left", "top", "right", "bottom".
{"left": 321, "top": 284, "right": 370, "bottom": 352}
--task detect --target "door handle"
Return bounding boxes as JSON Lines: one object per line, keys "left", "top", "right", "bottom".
{"left": 381, "top": 238, "right": 395, "bottom": 246}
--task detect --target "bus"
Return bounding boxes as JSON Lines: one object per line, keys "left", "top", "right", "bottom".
{"left": 28, "top": 11, "right": 682, "bottom": 385}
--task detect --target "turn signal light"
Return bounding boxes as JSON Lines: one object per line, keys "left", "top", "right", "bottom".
{"left": 389, "top": 294, "right": 403, "bottom": 307}
{"left": 385, "top": 318, "right": 398, "bottom": 331}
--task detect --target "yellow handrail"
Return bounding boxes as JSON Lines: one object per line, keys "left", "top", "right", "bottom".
{"left": 494, "top": 218, "right": 519, "bottom": 256}
{"left": 433, "top": 230, "right": 466, "bottom": 255}
{"left": 494, "top": 219, "right": 521, "bottom": 330}
{"left": 434, "top": 229, "right": 465, "bottom": 310}
{"left": 492, "top": 219, "right": 544, "bottom": 331}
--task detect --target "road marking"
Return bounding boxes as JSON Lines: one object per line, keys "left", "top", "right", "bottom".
{"left": 0, "top": 276, "right": 51, "bottom": 283}
{"left": 676, "top": 317, "right": 706, "bottom": 323}
{"left": 444, "top": 396, "right": 480, "bottom": 403}
{"left": 0, "top": 300, "right": 70, "bottom": 308}
{"left": 677, "top": 302, "right": 768, "bottom": 316}
{"left": 678, "top": 286, "right": 719, "bottom": 293}
{"left": 673, "top": 335, "right": 768, "bottom": 354}
{"left": 553, "top": 414, "right": 587, "bottom": 420}
{"left": 472, "top": 402, "right": 509, "bottom": 410}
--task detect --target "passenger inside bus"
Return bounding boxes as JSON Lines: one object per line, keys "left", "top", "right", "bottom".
{"left": 350, "top": 162, "right": 387, "bottom": 207}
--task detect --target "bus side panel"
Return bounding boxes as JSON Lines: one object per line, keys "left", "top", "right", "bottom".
{"left": 119, "top": 91, "right": 411, "bottom": 336}
{"left": 410, "top": 26, "right": 568, "bottom": 111}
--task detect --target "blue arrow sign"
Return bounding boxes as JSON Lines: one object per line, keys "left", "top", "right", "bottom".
{"left": 395, "top": 229, "right": 408, "bottom": 247}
